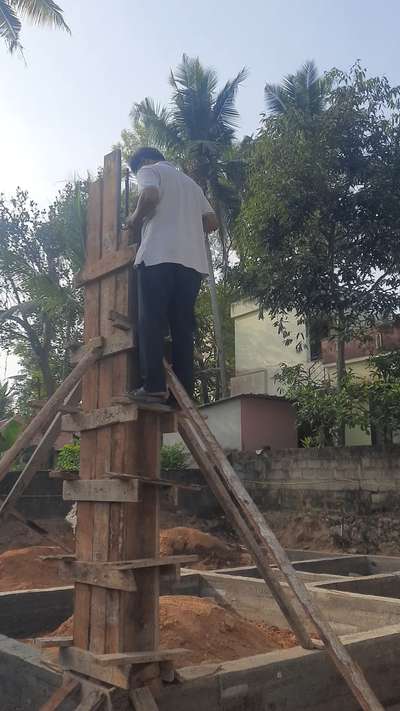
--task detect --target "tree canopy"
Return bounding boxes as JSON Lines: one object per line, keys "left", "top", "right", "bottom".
{"left": 236, "top": 63, "right": 400, "bottom": 350}
{"left": 0, "top": 181, "right": 86, "bottom": 410}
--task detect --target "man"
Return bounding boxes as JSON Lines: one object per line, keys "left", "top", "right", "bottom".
{"left": 127, "top": 147, "right": 218, "bottom": 403}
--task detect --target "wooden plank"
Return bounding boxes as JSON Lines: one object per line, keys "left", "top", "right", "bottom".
{"left": 63, "top": 479, "right": 139, "bottom": 503}
{"left": 75, "top": 245, "right": 136, "bottom": 287}
{"left": 40, "top": 678, "right": 81, "bottom": 711}
{"left": 130, "top": 687, "right": 159, "bottom": 711}
{"left": 160, "top": 412, "right": 178, "bottom": 434}
{"left": 89, "top": 149, "right": 121, "bottom": 656}
{"left": 62, "top": 404, "right": 137, "bottom": 432}
{"left": 35, "top": 636, "right": 73, "bottom": 648}
{"left": 62, "top": 561, "right": 137, "bottom": 592}
{"left": 59, "top": 647, "right": 131, "bottom": 689}
{"left": 105, "top": 555, "right": 198, "bottom": 570}
{"left": 166, "top": 362, "right": 386, "bottom": 711}
{"left": 132, "top": 412, "right": 161, "bottom": 650}
{"left": 0, "top": 381, "right": 82, "bottom": 519}
{"left": 70, "top": 331, "right": 134, "bottom": 364}
{"left": 73, "top": 177, "right": 103, "bottom": 651}
{"left": 0, "top": 347, "right": 101, "bottom": 487}
{"left": 91, "top": 648, "right": 187, "bottom": 667}
{"left": 107, "top": 472, "right": 200, "bottom": 491}
{"left": 111, "top": 396, "right": 171, "bottom": 413}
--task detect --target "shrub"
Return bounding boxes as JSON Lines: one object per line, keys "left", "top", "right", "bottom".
{"left": 56, "top": 443, "right": 80, "bottom": 471}
{"left": 160, "top": 443, "right": 189, "bottom": 471}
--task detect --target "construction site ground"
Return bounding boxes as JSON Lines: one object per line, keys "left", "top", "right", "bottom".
{"left": 2, "top": 504, "right": 400, "bottom": 709}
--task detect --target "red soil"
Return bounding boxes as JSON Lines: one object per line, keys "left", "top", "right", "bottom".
{"left": 48, "top": 595, "right": 297, "bottom": 667}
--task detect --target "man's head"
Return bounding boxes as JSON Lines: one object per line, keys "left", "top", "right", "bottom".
{"left": 129, "top": 147, "right": 166, "bottom": 174}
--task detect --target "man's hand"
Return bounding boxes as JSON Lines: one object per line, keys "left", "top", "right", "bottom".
{"left": 126, "top": 186, "right": 160, "bottom": 244}
{"left": 203, "top": 212, "right": 219, "bottom": 234}
{"left": 126, "top": 212, "right": 143, "bottom": 244}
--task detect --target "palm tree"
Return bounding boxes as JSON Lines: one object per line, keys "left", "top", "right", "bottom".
{"left": 127, "top": 55, "right": 247, "bottom": 397}
{"left": 265, "top": 60, "right": 325, "bottom": 117}
{"left": 0, "top": 0, "right": 69, "bottom": 53}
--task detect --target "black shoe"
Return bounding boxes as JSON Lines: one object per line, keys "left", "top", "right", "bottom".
{"left": 129, "top": 386, "right": 169, "bottom": 405}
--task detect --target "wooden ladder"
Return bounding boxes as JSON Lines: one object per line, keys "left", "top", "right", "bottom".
{"left": 164, "top": 361, "right": 385, "bottom": 711}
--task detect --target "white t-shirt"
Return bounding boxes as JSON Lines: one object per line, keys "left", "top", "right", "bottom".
{"left": 134, "top": 161, "right": 214, "bottom": 275}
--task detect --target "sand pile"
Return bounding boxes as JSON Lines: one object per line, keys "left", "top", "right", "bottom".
{"left": 0, "top": 545, "right": 72, "bottom": 591}
{"left": 48, "top": 595, "right": 296, "bottom": 667}
{"left": 160, "top": 527, "right": 250, "bottom": 569}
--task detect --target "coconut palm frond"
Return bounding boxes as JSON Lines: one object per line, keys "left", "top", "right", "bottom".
{"left": 213, "top": 67, "right": 248, "bottom": 131}
{"left": 10, "top": 0, "right": 69, "bottom": 31}
{"left": 131, "top": 98, "right": 181, "bottom": 151}
{"left": 265, "top": 60, "right": 325, "bottom": 117}
{"left": 264, "top": 82, "right": 291, "bottom": 115}
{"left": 0, "top": 0, "right": 21, "bottom": 52}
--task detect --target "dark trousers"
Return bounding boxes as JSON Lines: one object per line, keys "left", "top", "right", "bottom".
{"left": 137, "top": 263, "right": 202, "bottom": 395}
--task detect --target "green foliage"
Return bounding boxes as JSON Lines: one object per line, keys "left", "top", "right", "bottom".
{"left": 160, "top": 443, "right": 189, "bottom": 471}
{"left": 275, "top": 364, "right": 368, "bottom": 447}
{"left": 0, "top": 181, "right": 87, "bottom": 412}
{"left": 0, "top": 418, "right": 22, "bottom": 453}
{"left": 367, "top": 351, "right": 400, "bottom": 443}
{"left": 56, "top": 443, "right": 80, "bottom": 471}
{"left": 236, "top": 63, "right": 400, "bottom": 349}
{"left": 0, "top": 380, "right": 14, "bottom": 419}
{"left": 0, "top": 0, "right": 70, "bottom": 53}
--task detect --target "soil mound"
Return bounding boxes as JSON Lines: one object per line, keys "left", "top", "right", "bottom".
{"left": 0, "top": 545, "right": 71, "bottom": 591}
{"left": 49, "top": 596, "right": 297, "bottom": 667}
{"left": 160, "top": 527, "right": 250, "bottom": 569}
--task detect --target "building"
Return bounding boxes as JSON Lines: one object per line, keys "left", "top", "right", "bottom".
{"left": 230, "top": 300, "right": 311, "bottom": 398}
{"left": 230, "top": 302, "right": 400, "bottom": 446}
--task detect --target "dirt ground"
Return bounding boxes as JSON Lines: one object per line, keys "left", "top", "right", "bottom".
{"left": 2, "top": 504, "right": 400, "bottom": 594}
{"left": 0, "top": 545, "right": 72, "bottom": 591}
{"left": 160, "top": 526, "right": 251, "bottom": 569}
{"left": 46, "top": 595, "right": 297, "bottom": 667}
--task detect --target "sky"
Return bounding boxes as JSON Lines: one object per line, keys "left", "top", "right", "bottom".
{"left": 0, "top": 0, "right": 399, "bottom": 377}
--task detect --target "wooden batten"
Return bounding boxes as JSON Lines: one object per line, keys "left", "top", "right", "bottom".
{"left": 63, "top": 479, "right": 139, "bottom": 503}
{"left": 75, "top": 245, "right": 136, "bottom": 287}
{"left": 59, "top": 647, "right": 131, "bottom": 689}
{"left": 35, "top": 636, "right": 73, "bottom": 648}
{"left": 62, "top": 404, "right": 138, "bottom": 432}
{"left": 70, "top": 331, "right": 135, "bottom": 364}
{"left": 109, "top": 309, "right": 131, "bottom": 330}
{"left": 61, "top": 561, "right": 137, "bottom": 592}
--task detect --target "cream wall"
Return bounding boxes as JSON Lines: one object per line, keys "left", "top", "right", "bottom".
{"left": 163, "top": 398, "right": 242, "bottom": 456}
{"left": 231, "top": 301, "right": 309, "bottom": 374}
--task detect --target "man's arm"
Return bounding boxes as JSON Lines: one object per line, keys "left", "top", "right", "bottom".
{"left": 126, "top": 187, "right": 160, "bottom": 243}
{"left": 203, "top": 211, "right": 219, "bottom": 234}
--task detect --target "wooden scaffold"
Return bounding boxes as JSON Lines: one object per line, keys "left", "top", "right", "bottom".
{"left": 0, "top": 149, "right": 387, "bottom": 711}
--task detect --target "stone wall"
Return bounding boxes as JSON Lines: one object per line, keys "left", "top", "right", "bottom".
{"left": 164, "top": 446, "right": 400, "bottom": 517}
{"left": 231, "top": 446, "right": 400, "bottom": 514}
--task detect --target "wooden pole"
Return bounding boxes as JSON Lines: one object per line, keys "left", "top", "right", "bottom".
{"left": 0, "top": 347, "right": 101, "bottom": 485}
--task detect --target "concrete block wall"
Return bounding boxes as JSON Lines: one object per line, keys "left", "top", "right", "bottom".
{"left": 229, "top": 446, "right": 400, "bottom": 513}
{"left": 163, "top": 446, "right": 400, "bottom": 516}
